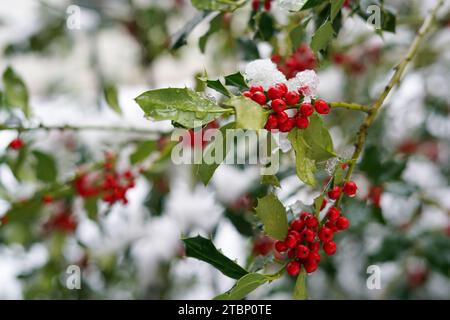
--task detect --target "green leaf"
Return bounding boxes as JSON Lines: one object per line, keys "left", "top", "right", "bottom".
{"left": 130, "top": 140, "right": 156, "bottom": 165}
{"left": 223, "top": 96, "right": 269, "bottom": 130}
{"left": 135, "top": 88, "right": 227, "bottom": 128}
{"left": 302, "top": 114, "right": 335, "bottom": 162}
{"left": 301, "top": 0, "right": 328, "bottom": 10}
{"left": 261, "top": 175, "right": 280, "bottom": 188}
{"left": 310, "top": 20, "right": 334, "bottom": 53}
{"left": 2, "top": 66, "right": 30, "bottom": 118}
{"left": 198, "top": 75, "right": 231, "bottom": 97}
{"left": 191, "top": 0, "right": 241, "bottom": 11}
{"left": 84, "top": 197, "right": 98, "bottom": 220}
{"left": 182, "top": 235, "right": 248, "bottom": 279}
{"left": 32, "top": 150, "right": 57, "bottom": 183}
{"left": 314, "top": 194, "right": 324, "bottom": 218}
{"left": 330, "top": 0, "right": 345, "bottom": 20}
{"left": 171, "top": 11, "right": 211, "bottom": 50}
{"left": 289, "top": 23, "right": 307, "bottom": 51}
{"left": 194, "top": 122, "right": 235, "bottom": 185}
{"left": 224, "top": 72, "right": 249, "bottom": 90}
{"left": 255, "top": 12, "right": 276, "bottom": 41}
{"left": 199, "top": 13, "right": 223, "bottom": 53}
{"left": 103, "top": 83, "right": 122, "bottom": 115}
{"left": 214, "top": 273, "right": 269, "bottom": 300}
{"left": 293, "top": 269, "right": 308, "bottom": 300}
{"left": 254, "top": 193, "right": 288, "bottom": 240}
{"left": 333, "top": 163, "right": 344, "bottom": 186}
{"left": 237, "top": 38, "right": 260, "bottom": 60}
{"left": 288, "top": 128, "right": 317, "bottom": 186}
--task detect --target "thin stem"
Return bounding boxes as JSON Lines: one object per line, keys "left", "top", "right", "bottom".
{"left": 329, "top": 102, "right": 371, "bottom": 113}
{"left": 335, "top": 0, "right": 444, "bottom": 207}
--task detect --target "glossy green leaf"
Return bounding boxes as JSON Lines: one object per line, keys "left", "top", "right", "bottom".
{"left": 198, "top": 75, "right": 231, "bottom": 97}
{"left": 103, "top": 83, "right": 122, "bottom": 114}
{"left": 224, "top": 72, "right": 249, "bottom": 90}
{"left": 32, "top": 150, "right": 58, "bottom": 183}
{"left": 293, "top": 269, "right": 308, "bottom": 300}
{"left": 84, "top": 197, "right": 98, "bottom": 220}
{"left": 261, "top": 175, "right": 281, "bottom": 188}
{"left": 214, "top": 273, "right": 269, "bottom": 300}
{"left": 301, "top": 0, "right": 328, "bottom": 10}
{"left": 223, "top": 96, "right": 269, "bottom": 130}
{"left": 2, "top": 66, "right": 30, "bottom": 118}
{"left": 199, "top": 13, "right": 223, "bottom": 53}
{"left": 255, "top": 193, "right": 288, "bottom": 240}
{"left": 288, "top": 128, "right": 317, "bottom": 186}
{"left": 302, "top": 114, "right": 335, "bottom": 162}
{"left": 330, "top": 0, "right": 345, "bottom": 20}
{"left": 310, "top": 20, "right": 334, "bottom": 53}
{"left": 191, "top": 0, "right": 241, "bottom": 11}
{"left": 130, "top": 140, "right": 157, "bottom": 165}
{"left": 135, "top": 88, "right": 227, "bottom": 128}
{"left": 182, "top": 235, "right": 248, "bottom": 279}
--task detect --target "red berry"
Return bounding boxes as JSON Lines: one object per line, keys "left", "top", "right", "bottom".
{"left": 285, "top": 235, "right": 298, "bottom": 248}
{"left": 304, "top": 260, "right": 318, "bottom": 273}
{"left": 296, "top": 245, "right": 310, "bottom": 259}
{"left": 328, "top": 186, "right": 342, "bottom": 200}
{"left": 290, "top": 219, "right": 304, "bottom": 231}
{"left": 318, "top": 226, "right": 333, "bottom": 242}
{"left": 289, "top": 230, "right": 302, "bottom": 242}
{"left": 276, "top": 111, "right": 289, "bottom": 124}
{"left": 307, "top": 250, "right": 321, "bottom": 263}
{"left": 42, "top": 194, "right": 53, "bottom": 204}
{"left": 250, "top": 85, "right": 264, "bottom": 93}
{"left": 295, "top": 116, "right": 309, "bottom": 129}
{"left": 314, "top": 99, "right": 330, "bottom": 114}
{"left": 320, "top": 198, "right": 327, "bottom": 210}
{"left": 325, "top": 221, "right": 338, "bottom": 233}
{"left": 305, "top": 216, "right": 318, "bottom": 229}
{"left": 252, "top": 91, "right": 267, "bottom": 105}
{"left": 251, "top": 0, "right": 260, "bottom": 11}
{"left": 285, "top": 91, "right": 300, "bottom": 105}
{"left": 286, "top": 261, "right": 301, "bottom": 276}
{"left": 287, "top": 248, "right": 297, "bottom": 259}
{"left": 277, "top": 83, "right": 288, "bottom": 95}
{"left": 264, "top": 0, "right": 272, "bottom": 11}
{"left": 343, "top": 181, "right": 358, "bottom": 197}
{"left": 8, "top": 138, "right": 24, "bottom": 150}
{"left": 279, "top": 118, "right": 294, "bottom": 132}
{"left": 300, "top": 212, "right": 313, "bottom": 221}
{"left": 271, "top": 99, "right": 286, "bottom": 113}
{"left": 267, "top": 86, "right": 283, "bottom": 100}
{"left": 299, "top": 103, "right": 314, "bottom": 117}
{"left": 302, "top": 229, "right": 315, "bottom": 242}
{"left": 335, "top": 216, "right": 350, "bottom": 230}
{"left": 243, "top": 90, "right": 252, "bottom": 98}
{"left": 264, "top": 114, "right": 278, "bottom": 130}
{"left": 310, "top": 241, "right": 320, "bottom": 252}
{"left": 327, "top": 207, "right": 341, "bottom": 222}
{"left": 275, "top": 240, "right": 287, "bottom": 252}
{"left": 323, "top": 241, "right": 337, "bottom": 255}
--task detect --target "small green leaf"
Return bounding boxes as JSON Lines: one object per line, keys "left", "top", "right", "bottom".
{"left": 182, "top": 235, "right": 248, "bottom": 280}
{"left": 261, "top": 175, "right": 281, "bottom": 188}
{"left": 255, "top": 12, "right": 276, "bottom": 41}
{"left": 288, "top": 128, "right": 317, "bottom": 186}
{"left": 289, "top": 23, "right": 307, "bottom": 51}
{"left": 130, "top": 140, "right": 156, "bottom": 165}
{"left": 135, "top": 88, "right": 227, "bottom": 128}
{"left": 330, "top": 0, "right": 345, "bottom": 20}
{"left": 302, "top": 114, "right": 335, "bottom": 162}
{"left": 333, "top": 163, "right": 344, "bottom": 186}
{"left": 301, "top": 0, "right": 328, "bottom": 10}
{"left": 103, "top": 83, "right": 122, "bottom": 114}
{"left": 224, "top": 72, "right": 249, "bottom": 90}
{"left": 223, "top": 96, "right": 269, "bottom": 130}
{"left": 293, "top": 269, "right": 308, "bottom": 300}
{"left": 171, "top": 12, "right": 211, "bottom": 50}
{"left": 310, "top": 20, "right": 334, "bottom": 53}
{"left": 214, "top": 273, "right": 269, "bottom": 300}
{"left": 2, "top": 66, "right": 30, "bottom": 118}
{"left": 314, "top": 194, "right": 324, "bottom": 218}
{"left": 84, "top": 197, "right": 98, "bottom": 220}
{"left": 198, "top": 76, "right": 231, "bottom": 97}
{"left": 199, "top": 13, "right": 223, "bottom": 53}
{"left": 32, "top": 150, "right": 57, "bottom": 183}
{"left": 255, "top": 193, "right": 288, "bottom": 240}
{"left": 191, "top": 0, "right": 241, "bottom": 11}
{"left": 194, "top": 122, "right": 235, "bottom": 185}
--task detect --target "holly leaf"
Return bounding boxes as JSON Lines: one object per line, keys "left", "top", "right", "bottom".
{"left": 182, "top": 235, "right": 248, "bottom": 280}
{"left": 130, "top": 140, "right": 156, "bottom": 165}
{"left": 171, "top": 11, "right": 211, "bottom": 50}
{"left": 135, "top": 88, "right": 228, "bottom": 128}
{"left": 255, "top": 193, "right": 288, "bottom": 240}
{"left": 301, "top": 0, "right": 328, "bottom": 11}
{"left": 224, "top": 72, "right": 249, "bottom": 90}
{"left": 303, "top": 114, "right": 335, "bottom": 162}
{"left": 293, "top": 269, "right": 308, "bottom": 300}
{"left": 199, "top": 13, "right": 223, "bottom": 53}
{"left": 214, "top": 273, "right": 269, "bottom": 300}
{"left": 330, "top": 0, "right": 345, "bottom": 20}
{"left": 2, "top": 66, "right": 30, "bottom": 118}
{"left": 288, "top": 128, "right": 317, "bottom": 186}
{"left": 194, "top": 122, "right": 235, "bottom": 185}
{"left": 261, "top": 175, "right": 281, "bottom": 188}
{"left": 103, "top": 83, "right": 122, "bottom": 115}
{"left": 223, "top": 96, "right": 269, "bottom": 130}
{"left": 84, "top": 197, "right": 98, "bottom": 220}
{"left": 310, "top": 20, "right": 334, "bottom": 53}
{"left": 32, "top": 150, "right": 58, "bottom": 183}
{"left": 197, "top": 74, "right": 231, "bottom": 97}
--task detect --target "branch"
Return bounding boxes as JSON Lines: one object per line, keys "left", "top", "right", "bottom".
{"left": 336, "top": 0, "right": 444, "bottom": 206}
{"left": 329, "top": 102, "right": 371, "bottom": 113}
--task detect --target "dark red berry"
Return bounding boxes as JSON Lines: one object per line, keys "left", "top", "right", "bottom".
{"left": 314, "top": 99, "right": 330, "bottom": 114}
{"left": 295, "top": 116, "right": 309, "bottom": 129}
{"left": 264, "top": 0, "right": 272, "bottom": 11}
{"left": 318, "top": 226, "right": 333, "bottom": 242}
{"left": 299, "top": 102, "right": 314, "bottom": 117}
{"left": 302, "top": 229, "right": 315, "bottom": 242}
{"left": 325, "top": 221, "right": 338, "bottom": 233}
{"left": 320, "top": 198, "right": 327, "bottom": 210}
{"left": 323, "top": 241, "right": 337, "bottom": 255}
{"left": 251, "top": 0, "right": 260, "bottom": 11}
{"left": 243, "top": 90, "right": 252, "bottom": 98}
{"left": 300, "top": 212, "right": 313, "bottom": 221}
{"left": 42, "top": 195, "right": 53, "bottom": 205}
{"left": 276, "top": 83, "right": 288, "bottom": 96}
{"left": 279, "top": 118, "right": 294, "bottom": 132}
{"left": 252, "top": 91, "right": 267, "bottom": 105}
{"left": 275, "top": 240, "right": 287, "bottom": 252}
{"left": 285, "top": 91, "right": 300, "bottom": 105}
{"left": 328, "top": 186, "right": 342, "bottom": 200}
{"left": 287, "top": 248, "right": 296, "bottom": 259}
{"left": 335, "top": 216, "right": 350, "bottom": 230}
{"left": 285, "top": 235, "right": 297, "bottom": 248}
{"left": 267, "top": 85, "right": 283, "bottom": 100}
{"left": 250, "top": 85, "right": 264, "bottom": 93}
{"left": 290, "top": 219, "right": 304, "bottom": 231}
{"left": 265, "top": 114, "right": 278, "bottom": 130}
{"left": 305, "top": 216, "right": 318, "bottom": 229}
{"left": 286, "top": 261, "right": 301, "bottom": 276}
{"left": 327, "top": 207, "right": 341, "bottom": 222}
{"left": 289, "top": 230, "right": 302, "bottom": 242}
{"left": 310, "top": 241, "right": 320, "bottom": 252}
{"left": 307, "top": 250, "right": 321, "bottom": 263}
{"left": 296, "top": 245, "right": 310, "bottom": 259}
{"left": 343, "top": 181, "right": 358, "bottom": 197}
{"left": 276, "top": 111, "right": 289, "bottom": 124}
{"left": 304, "top": 260, "right": 318, "bottom": 273}
{"left": 8, "top": 138, "right": 24, "bottom": 150}
{"left": 271, "top": 99, "right": 286, "bottom": 113}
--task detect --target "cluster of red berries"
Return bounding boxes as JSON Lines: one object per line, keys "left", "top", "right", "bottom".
{"left": 275, "top": 180, "right": 358, "bottom": 276}
{"left": 74, "top": 154, "right": 136, "bottom": 205}
{"left": 8, "top": 138, "right": 24, "bottom": 150}
{"left": 272, "top": 44, "right": 316, "bottom": 79}
{"left": 252, "top": 0, "right": 272, "bottom": 11}
{"left": 43, "top": 210, "right": 77, "bottom": 234}
{"left": 242, "top": 83, "right": 330, "bottom": 132}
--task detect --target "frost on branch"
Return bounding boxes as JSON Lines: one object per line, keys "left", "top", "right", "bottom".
{"left": 277, "top": 0, "right": 307, "bottom": 11}
{"left": 244, "top": 59, "right": 287, "bottom": 90}
{"left": 287, "top": 70, "right": 319, "bottom": 101}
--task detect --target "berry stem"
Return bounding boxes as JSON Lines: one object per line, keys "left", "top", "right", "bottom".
{"left": 335, "top": 0, "right": 444, "bottom": 207}
{"left": 329, "top": 102, "right": 371, "bottom": 113}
